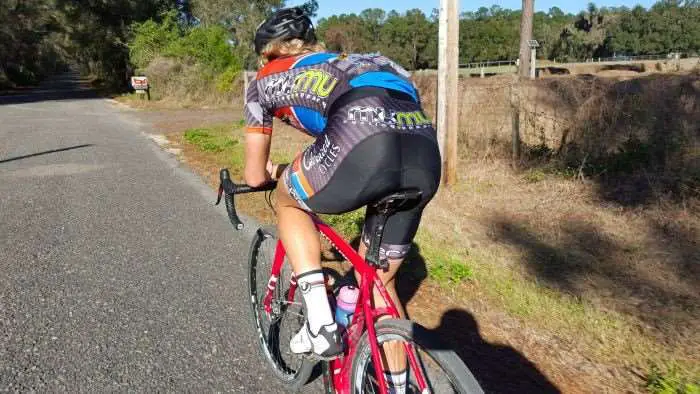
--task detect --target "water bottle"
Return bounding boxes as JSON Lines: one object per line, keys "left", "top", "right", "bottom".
{"left": 335, "top": 285, "right": 359, "bottom": 328}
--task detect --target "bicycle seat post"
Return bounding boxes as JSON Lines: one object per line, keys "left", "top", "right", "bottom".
{"left": 365, "top": 190, "right": 423, "bottom": 271}
{"left": 365, "top": 209, "right": 390, "bottom": 271}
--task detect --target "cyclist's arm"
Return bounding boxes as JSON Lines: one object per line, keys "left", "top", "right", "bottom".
{"left": 244, "top": 81, "right": 274, "bottom": 187}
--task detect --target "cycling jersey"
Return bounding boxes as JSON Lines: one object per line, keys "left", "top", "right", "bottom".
{"left": 245, "top": 51, "right": 441, "bottom": 261}
{"left": 244, "top": 52, "right": 419, "bottom": 136}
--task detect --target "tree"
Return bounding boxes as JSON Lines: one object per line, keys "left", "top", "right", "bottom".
{"left": 380, "top": 9, "right": 435, "bottom": 69}
{"left": 0, "top": 0, "right": 68, "bottom": 86}
{"left": 317, "top": 14, "right": 373, "bottom": 53}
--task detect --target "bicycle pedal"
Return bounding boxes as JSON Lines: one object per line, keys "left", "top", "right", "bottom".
{"left": 303, "top": 351, "right": 343, "bottom": 362}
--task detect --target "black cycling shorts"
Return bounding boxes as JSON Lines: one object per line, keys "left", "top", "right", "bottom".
{"left": 282, "top": 88, "right": 441, "bottom": 260}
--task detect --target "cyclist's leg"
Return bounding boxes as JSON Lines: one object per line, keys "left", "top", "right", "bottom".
{"left": 355, "top": 206, "right": 426, "bottom": 385}
{"left": 276, "top": 160, "right": 343, "bottom": 357}
{"left": 276, "top": 177, "right": 321, "bottom": 274}
{"left": 354, "top": 240, "right": 410, "bottom": 393}
{"left": 280, "top": 131, "right": 401, "bottom": 359}
{"left": 357, "top": 135, "right": 441, "bottom": 391}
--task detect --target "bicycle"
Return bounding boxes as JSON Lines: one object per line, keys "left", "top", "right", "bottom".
{"left": 216, "top": 168, "right": 484, "bottom": 394}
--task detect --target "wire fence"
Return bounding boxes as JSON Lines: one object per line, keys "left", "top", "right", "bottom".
{"left": 460, "top": 60, "right": 518, "bottom": 69}
{"left": 581, "top": 53, "right": 679, "bottom": 63}
{"left": 457, "top": 52, "right": 688, "bottom": 71}
{"left": 413, "top": 72, "right": 591, "bottom": 164}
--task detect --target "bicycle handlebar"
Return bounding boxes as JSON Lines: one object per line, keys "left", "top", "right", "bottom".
{"left": 215, "top": 168, "right": 277, "bottom": 230}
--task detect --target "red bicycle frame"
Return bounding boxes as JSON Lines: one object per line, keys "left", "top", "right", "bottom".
{"left": 262, "top": 213, "right": 430, "bottom": 394}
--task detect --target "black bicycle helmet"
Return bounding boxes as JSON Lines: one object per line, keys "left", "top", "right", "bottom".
{"left": 254, "top": 7, "right": 317, "bottom": 55}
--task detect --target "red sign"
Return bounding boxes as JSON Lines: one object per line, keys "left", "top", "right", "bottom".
{"left": 130, "top": 76, "right": 149, "bottom": 90}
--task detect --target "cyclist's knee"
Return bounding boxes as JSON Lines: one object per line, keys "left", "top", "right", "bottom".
{"left": 380, "top": 260, "right": 403, "bottom": 285}
{"left": 356, "top": 242, "right": 405, "bottom": 286}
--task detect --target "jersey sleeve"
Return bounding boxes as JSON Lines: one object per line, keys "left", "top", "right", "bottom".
{"left": 245, "top": 80, "right": 273, "bottom": 135}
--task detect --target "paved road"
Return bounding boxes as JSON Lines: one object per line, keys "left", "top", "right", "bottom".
{"left": 0, "top": 74, "right": 303, "bottom": 392}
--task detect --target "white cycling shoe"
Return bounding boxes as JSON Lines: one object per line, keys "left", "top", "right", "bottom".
{"left": 290, "top": 322, "right": 343, "bottom": 359}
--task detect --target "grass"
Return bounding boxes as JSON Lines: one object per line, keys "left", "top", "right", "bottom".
{"left": 420, "top": 242, "right": 474, "bottom": 285}
{"left": 523, "top": 169, "right": 546, "bottom": 183}
{"left": 522, "top": 166, "right": 578, "bottom": 183}
{"left": 309, "top": 192, "right": 699, "bottom": 389}
{"left": 314, "top": 203, "right": 677, "bottom": 378}
{"left": 321, "top": 208, "right": 366, "bottom": 238}
{"left": 184, "top": 128, "right": 238, "bottom": 153}
{"left": 647, "top": 365, "right": 700, "bottom": 394}
{"left": 413, "top": 221, "right": 698, "bottom": 391}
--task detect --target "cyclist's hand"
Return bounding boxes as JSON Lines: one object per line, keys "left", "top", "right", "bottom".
{"left": 266, "top": 160, "right": 289, "bottom": 180}
{"left": 274, "top": 163, "right": 288, "bottom": 180}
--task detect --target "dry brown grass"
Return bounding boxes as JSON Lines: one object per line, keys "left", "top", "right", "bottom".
{"left": 411, "top": 72, "right": 699, "bottom": 385}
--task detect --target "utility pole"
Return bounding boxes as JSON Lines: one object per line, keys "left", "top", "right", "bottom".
{"left": 518, "top": 0, "right": 534, "bottom": 78}
{"left": 437, "top": 0, "right": 459, "bottom": 186}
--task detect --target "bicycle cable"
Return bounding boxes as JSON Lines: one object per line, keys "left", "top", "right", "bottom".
{"left": 265, "top": 189, "right": 276, "bottom": 215}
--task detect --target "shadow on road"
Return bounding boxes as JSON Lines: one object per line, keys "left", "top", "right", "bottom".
{"left": 400, "top": 247, "right": 560, "bottom": 393}
{"left": 0, "top": 72, "right": 99, "bottom": 106}
{"left": 489, "top": 214, "right": 698, "bottom": 336}
{"left": 325, "top": 240, "right": 559, "bottom": 393}
{"left": 0, "top": 144, "right": 94, "bottom": 164}
{"left": 429, "top": 309, "right": 560, "bottom": 393}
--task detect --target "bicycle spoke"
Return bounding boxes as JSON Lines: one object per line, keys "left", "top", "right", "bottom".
{"left": 248, "top": 229, "right": 319, "bottom": 391}
{"left": 250, "top": 231, "right": 309, "bottom": 381}
{"left": 354, "top": 328, "right": 472, "bottom": 394}
{"left": 365, "top": 374, "right": 380, "bottom": 394}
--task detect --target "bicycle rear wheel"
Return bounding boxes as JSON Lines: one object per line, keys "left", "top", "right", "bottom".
{"left": 248, "top": 227, "right": 314, "bottom": 391}
{"left": 351, "top": 319, "right": 483, "bottom": 394}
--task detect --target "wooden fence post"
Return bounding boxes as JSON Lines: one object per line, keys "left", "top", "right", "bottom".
{"left": 437, "top": 0, "right": 460, "bottom": 186}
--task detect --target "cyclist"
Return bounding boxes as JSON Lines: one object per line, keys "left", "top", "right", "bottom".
{"left": 244, "top": 7, "right": 441, "bottom": 391}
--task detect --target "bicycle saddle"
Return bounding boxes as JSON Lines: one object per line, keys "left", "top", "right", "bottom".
{"left": 370, "top": 189, "right": 423, "bottom": 216}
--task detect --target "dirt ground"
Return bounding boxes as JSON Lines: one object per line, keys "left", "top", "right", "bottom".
{"left": 118, "top": 100, "right": 698, "bottom": 393}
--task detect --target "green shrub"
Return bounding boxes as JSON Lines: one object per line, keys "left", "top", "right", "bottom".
{"left": 164, "top": 25, "right": 240, "bottom": 73}
{"left": 646, "top": 365, "right": 700, "bottom": 394}
{"left": 128, "top": 14, "right": 243, "bottom": 102}
{"left": 215, "top": 65, "right": 242, "bottom": 93}
{"left": 129, "top": 11, "right": 181, "bottom": 69}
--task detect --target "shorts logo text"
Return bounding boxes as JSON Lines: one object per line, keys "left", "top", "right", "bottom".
{"left": 346, "top": 106, "right": 432, "bottom": 129}
{"left": 303, "top": 134, "right": 341, "bottom": 175}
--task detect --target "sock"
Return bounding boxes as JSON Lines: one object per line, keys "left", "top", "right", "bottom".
{"left": 296, "top": 270, "right": 334, "bottom": 335}
{"left": 384, "top": 369, "right": 407, "bottom": 394}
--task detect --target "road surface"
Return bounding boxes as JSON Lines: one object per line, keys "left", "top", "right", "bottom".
{"left": 0, "top": 73, "right": 307, "bottom": 392}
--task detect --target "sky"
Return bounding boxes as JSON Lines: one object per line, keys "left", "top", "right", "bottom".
{"left": 285, "top": 0, "right": 657, "bottom": 20}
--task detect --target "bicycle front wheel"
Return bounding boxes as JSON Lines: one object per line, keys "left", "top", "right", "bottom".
{"left": 247, "top": 227, "right": 314, "bottom": 391}
{"left": 350, "top": 319, "right": 484, "bottom": 394}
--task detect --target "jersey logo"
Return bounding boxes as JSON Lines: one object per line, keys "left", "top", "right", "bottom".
{"left": 264, "top": 74, "right": 295, "bottom": 97}
{"left": 294, "top": 70, "right": 338, "bottom": 98}
{"left": 262, "top": 69, "right": 338, "bottom": 104}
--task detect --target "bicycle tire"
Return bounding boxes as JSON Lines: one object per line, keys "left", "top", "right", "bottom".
{"left": 247, "top": 226, "right": 315, "bottom": 391}
{"left": 350, "top": 319, "right": 484, "bottom": 394}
